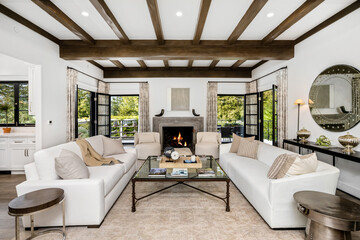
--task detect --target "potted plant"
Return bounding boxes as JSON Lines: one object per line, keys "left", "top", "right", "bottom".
{"left": 0, "top": 102, "right": 12, "bottom": 133}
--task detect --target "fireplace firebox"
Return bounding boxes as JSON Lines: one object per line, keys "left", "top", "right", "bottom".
{"left": 162, "top": 127, "right": 193, "bottom": 150}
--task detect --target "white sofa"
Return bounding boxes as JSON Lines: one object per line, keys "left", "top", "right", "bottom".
{"left": 16, "top": 135, "right": 136, "bottom": 228}
{"left": 219, "top": 142, "right": 340, "bottom": 229}
{"left": 195, "top": 132, "right": 221, "bottom": 159}
{"left": 134, "top": 132, "right": 161, "bottom": 159}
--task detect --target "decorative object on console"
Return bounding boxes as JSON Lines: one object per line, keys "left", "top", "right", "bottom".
{"left": 155, "top": 109, "right": 164, "bottom": 117}
{"left": 170, "top": 150, "right": 180, "bottom": 160}
{"left": 164, "top": 146, "right": 175, "bottom": 158}
{"left": 294, "top": 99, "right": 305, "bottom": 134}
{"left": 309, "top": 65, "right": 360, "bottom": 132}
{"left": 0, "top": 101, "right": 12, "bottom": 133}
{"left": 338, "top": 132, "right": 360, "bottom": 155}
{"left": 316, "top": 135, "right": 331, "bottom": 146}
{"left": 297, "top": 128, "right": 311, "bottom": 144}
{"left": 192, "top": 109, "right": 200, "bottom": 116}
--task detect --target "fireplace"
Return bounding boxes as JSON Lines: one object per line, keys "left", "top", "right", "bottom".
{"left": 162, "top": 127, "right": 193, "bottom": 150}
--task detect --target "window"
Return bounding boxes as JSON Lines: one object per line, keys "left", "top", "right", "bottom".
{"left": 0, "top": 82, "right": 35, "bottom": 126}
{"left": 262, "top": 90, "right": 274, "bottom": 144}
{"left": 111, "top": 95, "right": 139, "bottom": 143}
{"left": 76, "top": 88, "right": 95, "bottom": 138}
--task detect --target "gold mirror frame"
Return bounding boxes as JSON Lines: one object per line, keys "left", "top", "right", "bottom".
{"left": 309, "top": 64, "right": 360, "bottom": 132}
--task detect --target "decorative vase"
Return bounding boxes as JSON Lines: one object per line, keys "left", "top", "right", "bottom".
{"left": 316, "top": 135, "right": 331, "bottom": 146}
{"left": 3, "top": 127, "right": 11, "bottom": 134}
{"left": 338, "top": 132, "right": 360, "bottom": 155}
{"left": 297, "top": 128, "right": 311, "bottom": 144}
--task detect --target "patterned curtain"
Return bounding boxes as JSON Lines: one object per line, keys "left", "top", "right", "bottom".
{"left": 277, "top": 68, "right": 288, "bottom": 147}
{"left": 98, "top": 81, "right": 110, "bottom": 94}
{"left": 206, "top": 82, "right": 218, "bottom": 132}
{"left": 139, "top": 82, "right": 150, "bottom": 132}
{"left": 246, "top": 81, "right": 258, "bottom": 93}
{"left": 66, "top": 68, "right": 78, "bottom": 142}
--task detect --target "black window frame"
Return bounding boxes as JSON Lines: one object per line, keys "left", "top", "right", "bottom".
{"left": 75, "top": 87, "right": 96, "bottom": 138}
{"left": 0, "top": 81, "right": 35, "bottom": 127}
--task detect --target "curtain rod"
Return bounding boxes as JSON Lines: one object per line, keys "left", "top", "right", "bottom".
{"left": 250, "top": 66, "right": 287, "bottom": 83}
{"left": 67, "top": 67, "right": 105, "bottom": 83}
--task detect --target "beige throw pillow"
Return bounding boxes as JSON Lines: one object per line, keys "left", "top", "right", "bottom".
{"left": 102, "top": 136, "right": 126, "bottom": 156}
{"left": 200, "top": 133, "right": 218, "bottom": 143}
{"left": 55, "top": 149, "right": 89, "bottom": 179}
{"left": 138, "top": 133, "right": 155, "bottom": 143}
{"left": 229, "top": 134, "right": 255, "bottom": 153}
{"left": 236, "top": 138, "right": 259, "bottom": 159}
{"left": 267, "top": 153, "right": 318, "bottom": 179}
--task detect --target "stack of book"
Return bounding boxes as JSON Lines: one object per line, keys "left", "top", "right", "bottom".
{"left": 170, "top": 168, "right": 188, "bottom": 177}
{"left": 197, "top": 168, "right": 215, "bottom": 177}
{"left": 148, "top": 168, "right": 166, "bottom": 177}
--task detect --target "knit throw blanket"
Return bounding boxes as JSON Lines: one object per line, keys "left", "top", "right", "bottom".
{"left": 76, "top": 139, "right": 119, "bottom": 166}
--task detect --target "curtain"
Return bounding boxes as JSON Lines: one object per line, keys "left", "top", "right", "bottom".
{"left": 276, "top": 68, "right": 288, "bottom": 147}
{"left": 246, "top": 81, "right": 258, "bottom": 93}
{"left": 206, "top": 82, "right": 218, "bottom": 132}
{"left": 66, "top": 68, "right": 78, "bottom": 142}
{"left": 139, "top": 82, "right": 150, "bottom": 132}
{"left": 98, "top": 81, "right": 110, "bottom": 94}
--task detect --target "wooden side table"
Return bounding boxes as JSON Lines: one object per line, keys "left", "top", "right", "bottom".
{"left": 8, "top": 188, "right": 66, "bottom": 240}
{"left": 294, "top": 191, "right": 360, "bottom": 240}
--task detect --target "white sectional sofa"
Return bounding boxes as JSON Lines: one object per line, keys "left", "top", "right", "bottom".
{"left": 219, "top": 142, "right": 340, "bottom": 229}
{"left": 16, "top": 135, "right": 136, "bottom": 228}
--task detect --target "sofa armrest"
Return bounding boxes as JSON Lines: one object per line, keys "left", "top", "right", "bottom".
{"left": 24, "top": 162, "right": 39, "bottom": 180}
{"left": 269, "top": 167, "right": 340, "bottom": 208}
{"left": 16, "top": 178, "right": 105, "bottom": 225}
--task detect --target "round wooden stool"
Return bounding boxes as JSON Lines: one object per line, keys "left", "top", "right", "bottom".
{"left": 8, "top": 188, "right": 66, "bottom": 240}
{"left": 294, "top": 191, "right": 360, "bottom": 240}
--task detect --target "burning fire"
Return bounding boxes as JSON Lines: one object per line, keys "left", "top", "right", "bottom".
{"left": 173, "top": 132, "right": 187, "bottom": 146}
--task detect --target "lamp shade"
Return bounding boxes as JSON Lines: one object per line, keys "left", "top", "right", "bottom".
{"left": 294, "top": 99, "right": 305, "bottom": 105}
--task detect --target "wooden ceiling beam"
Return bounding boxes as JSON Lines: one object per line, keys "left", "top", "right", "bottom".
{"left": 193, "top": 0, "right": 212, "bottom": 44}
{"left": 89, "top": 0, "right": 129, "bottom": 43}
{"left": 104, "top": 67, "right": 252, "bottom": 78}
{"left": 228, "top": 0, "right": 268, "bottom": 44}
{"left": 262, "top": 0, "right": 324, "bottom": 44}
{"left": 87, "top": 60, "right": 104, "bottom": 70}
{"left": 146, "top": 0, "right": 164, "bottom": 45}
{"left": 0, "top": 4, "right": 60, "bottom": 44}
{"left": 60, "top": 43, "right": 294, "bottom": 60}
{"left": 231, "top": 60, "right": 246, "bottom": 69}
{"left": 295, "top": 1, "right": 360, "bottom": 44}
{"left": 163, "top": 60, "right": 169, "bottom": 69}
{"left": 32, "top": 0, "right": 95, "bottom": 44}
{"left": 251, "top": 60, "right": 267, "bottom": 70}
{"left": 188, "top": 60, "right": 194, "bottom": 69}
{"left": 137, "top": 60, "right": 148, "bottom": 70}
{"left": 209, "top": 60, "right": 219, "bottom": 69}
{"left": 110, "top": 60, "right": 125, "bottom": 69}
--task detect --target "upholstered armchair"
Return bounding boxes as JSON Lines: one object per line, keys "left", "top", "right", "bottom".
{"left": 134, "top": 132, "right": 161, "bottom": 159}
{"left": 195, "top": 132, "right": 221, "bottom": 159}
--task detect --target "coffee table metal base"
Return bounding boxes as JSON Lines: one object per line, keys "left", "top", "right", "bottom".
{"left": 306, "top": 219, "right": 352, "bottom": 240}
{"left": 132, "top": 180, "right": 230, "bottom": 212}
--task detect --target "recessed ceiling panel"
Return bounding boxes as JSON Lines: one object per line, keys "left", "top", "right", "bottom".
{"left": 1, "top": 0, "right": 78, "bottom": 39}
{"left": 241, "top": 60, "right": 261, "bottom": 67}
{"left": 192, "top": 60, "right": 212, "bottom": 67}
{"left": 95, "top": 60, "right": 116, "bottom": 67}
{"left": 216, "top": 60, "right": 238, "bottom": 67}
{"left": 201, "top": 0, "right": 253, "bottom": 40}
{"left": 277, "top": 0, "right": 356, "bottom": 40}
{"left": 239, "top": 0, "right": 306, "bottom": 40}
{"left": 52, "top": 0, "right": 118, "bottom": 39}
{"left": 158, "top": 0, "right": 201, "bottom": 40}
{"left": 105, "top": 0, "right": 156, "bottom": 39}
{"left": 169, "top": 60, "right": 188, "bottom": 67}
{"left": 144, "top": 60, "right": 164, "bottom": 67}
{"left": 118, "top": 60, "right": 140, "bottom": 67}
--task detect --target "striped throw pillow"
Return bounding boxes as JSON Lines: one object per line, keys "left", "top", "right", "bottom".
{"left": 267, "top": 154, "right": 296, "bottom": 179}
{"left": 229, "top": 134, "right": 255, "bottom": 153}
{"left": 236, "top": 138, "right": 259, "bottom": 159}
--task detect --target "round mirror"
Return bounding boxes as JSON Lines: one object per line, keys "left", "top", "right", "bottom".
{"left": 309, "top": 64, "right": 360, "bottom": 132}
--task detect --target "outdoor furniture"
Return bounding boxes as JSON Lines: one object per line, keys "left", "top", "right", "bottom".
{"left": 220, "top": 127, "right": 232, "bottom": 143}
{"left": 195, "top": 132, "right": 221, "bottom": 159}
{"left": 134, "top": 132, "right": 161, "bottom": 159}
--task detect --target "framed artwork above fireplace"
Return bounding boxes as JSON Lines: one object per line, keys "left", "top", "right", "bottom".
{"left": 167, "top": 88, "right": 190, "bottom": 111}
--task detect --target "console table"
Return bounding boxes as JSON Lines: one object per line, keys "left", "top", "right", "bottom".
{"left": 283, "top": 139, "right": 360, "bottom": 166}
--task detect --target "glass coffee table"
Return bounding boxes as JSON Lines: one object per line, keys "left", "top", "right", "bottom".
{"left": 131, "top": 155, "right": 230, "bottom": 212}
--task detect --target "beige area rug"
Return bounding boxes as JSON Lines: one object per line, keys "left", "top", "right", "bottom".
{"left": 15, "top": 182, "right": 306, "bottom": 240}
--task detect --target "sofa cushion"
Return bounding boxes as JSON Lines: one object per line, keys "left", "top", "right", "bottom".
{"left": 199, "top": 133, "right": 219, "bottom": 143}
{"left": 85, "top": 135, "right": 104, "bottom": 156}
{"left": 195, "top": 142, "right": 219, "bottom": 158}
{"left": 88, "top": 164, "right": 125, "bottom": 196}
{"left": 257, "top": 142, "right": 294, "bottom": 167}
{"left": 229, "top": 134, "right": 255, "bottom": 153}
{"left": 35, "top": 142, "right": 82, "bottom": 180}
{"left": 103, "top": 137, "right": 126, "bottom": 156}
{"left": 138, "top": 133, "right": 155, "bottom": 143}
{"left": 237, "top": 138, "right": 259, "bottom": 159}
{"left": 55, "top": 149, "right": 89, "bottom": 179}
{"left": 135, "top": 143, "right": 161, "bottom": 159}
{"left": 109, "top": 152, "right": 137, "bottom": 173}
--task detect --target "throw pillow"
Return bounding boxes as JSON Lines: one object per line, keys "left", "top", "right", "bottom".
{"left": 55, "top": 149, "right": 89, "bottom": 179}
{"left": 85, "top": 135, "right": 104, "bottom": 156}
{"left": 267, "top": 153, "right": 297, "bottom": 179}
{"left": 236, "top": 138, "right": 259, "bottom": 159}
{"left": 229, "top": 134, "right": 255, "bottom": 153}
{"left": 102, "top": 136, "right": 126, "bottom": 156}
{"left": 200, "top": 133, "right": 218, "bottom": 143}
{"left": 138, "top": 133, "right": 155, "bottom": 144}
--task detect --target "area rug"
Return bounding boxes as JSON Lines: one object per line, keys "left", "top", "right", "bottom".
{"left": 15, "top": 182, "right": 305, "bottom": 240}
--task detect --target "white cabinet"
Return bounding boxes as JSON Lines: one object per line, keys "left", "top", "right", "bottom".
{"left": 0, "top": 136, "right": 36, "bottom": 172}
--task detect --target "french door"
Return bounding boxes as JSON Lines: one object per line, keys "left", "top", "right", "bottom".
{"left": 244, "top": 93, "right": 260, "bottom": 140}
{"left": 96, "top": 93, "right": 111, "bottom": 137}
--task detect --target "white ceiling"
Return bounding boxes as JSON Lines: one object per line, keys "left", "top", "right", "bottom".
{"left": 216, "top": 60, "right": 238, "bottom": 67}
{"left": 118, "top": 60, "right": 140, "bottom": 67}
{"left": 169, "top": 60, "right": 188, "bottom": 67}
{"left": 240, "top": 60, "right": 261, "bottom": 68}
{"left": 143, "top": 60, "right": 164, "bottom": 67}
{"left": 192, "top": 60, "right": 212, "bottom": 67}
{"left": 94, "top": 60, "right": 116, "bottom": 67}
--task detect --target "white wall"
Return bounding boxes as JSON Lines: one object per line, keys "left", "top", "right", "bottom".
{"left": 0, "top": 53, "right": 28, "bottom": 80}
{"left": 253, "top": 9, "right": 360, "bottom": 198}
{"left": 0, "top": 14, "right": 103, "bottom": 149}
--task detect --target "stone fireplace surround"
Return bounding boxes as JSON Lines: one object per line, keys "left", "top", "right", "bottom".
{"left": 153, "top": 117, "right": 204, "bottom": 151}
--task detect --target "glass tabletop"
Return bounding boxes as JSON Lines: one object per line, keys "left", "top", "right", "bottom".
{"left": 134, "top": 155, "right": 229, "bottom": 180}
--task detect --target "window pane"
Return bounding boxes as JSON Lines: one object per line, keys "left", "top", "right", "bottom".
{"left": 263, "top": 90, "right": 273, "bottom": 144}
{"left": 111, "top": 96, "right": 139, "bottom": 142}
{"left": 19, "top": 84, "right": 35, "bottom": 125}
{"left": 77, "top": 89, "right": 91, "bottom": 138}
{"left": 0, "top": 83, "right": 15, "bottom": 125}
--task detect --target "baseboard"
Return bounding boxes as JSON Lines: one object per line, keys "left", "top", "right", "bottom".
{"left": 337, "top": 181, "right": 360, "bottom": 199}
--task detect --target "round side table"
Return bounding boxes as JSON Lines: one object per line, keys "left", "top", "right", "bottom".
{"left": 294, "top": 191, "right": 360, "bottom": 240}
{"left": 8, "top": 188, "right": 66, "bottom": 240}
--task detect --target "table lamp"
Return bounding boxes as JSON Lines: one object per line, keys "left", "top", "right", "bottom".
{"left": 294, "top": 99, "right": 305, "bottom": 135}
